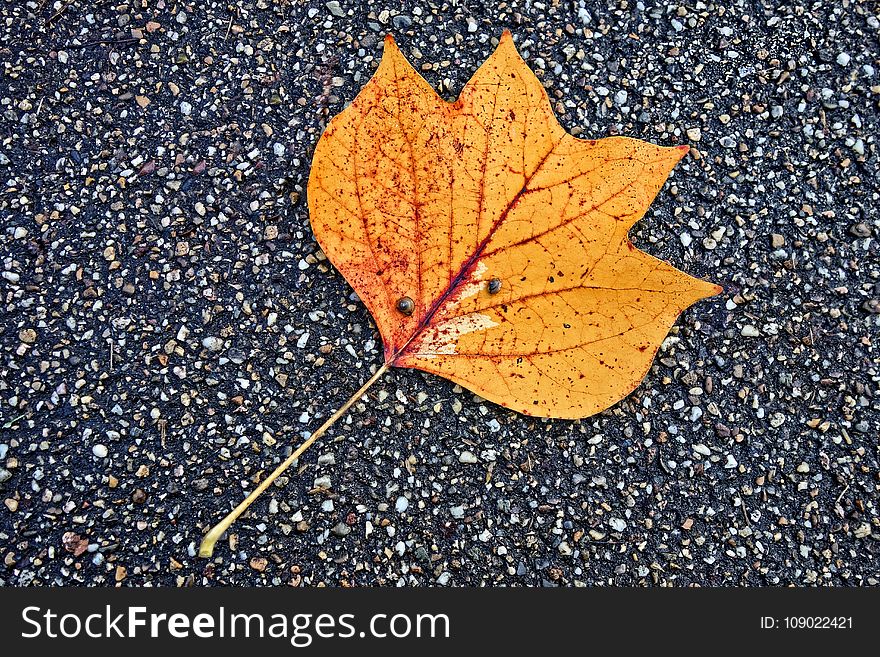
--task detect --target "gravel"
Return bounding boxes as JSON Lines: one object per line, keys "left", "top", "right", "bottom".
{"left": 1, "top": 1, "right": 878, "bottom": 587}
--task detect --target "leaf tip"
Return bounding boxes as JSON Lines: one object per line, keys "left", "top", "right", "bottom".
{"left": 676, "top": 144, "right": 690, "bottom": 158}
{"left": 382, "top": 34, "right": 399, "bottom": 54}
{"left": 495, "top": 29, "right": 519, "bottom": 57}
{"left": 698, "top": 280, "right": 724, "bottom": 299}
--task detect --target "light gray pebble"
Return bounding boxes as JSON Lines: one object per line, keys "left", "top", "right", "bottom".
{"left": 459, "top": 450, "right": 477, "bottom": 464}
{"left": 395, "top": 495, "right": 409, "bottom": 513}
{"left": 201, "top": 336, "right": 224, "bottom": 351}
{"left": 331, "top": 522, "right": 350, "bottom": 537}
{"left": 609, "top": 518, "right": 627, "bottom": 532}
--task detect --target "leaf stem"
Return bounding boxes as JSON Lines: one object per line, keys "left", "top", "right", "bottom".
{"left": 198, "top": 363, "right": 390, "bottom": 558}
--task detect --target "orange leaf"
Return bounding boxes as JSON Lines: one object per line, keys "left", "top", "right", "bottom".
{"left": 308, "top": 31, "right": 721, "bottom": 419}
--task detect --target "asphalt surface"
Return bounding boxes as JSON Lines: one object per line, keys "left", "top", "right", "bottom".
{"left": 1, "top": 1, "right": 878, "bottom": 586}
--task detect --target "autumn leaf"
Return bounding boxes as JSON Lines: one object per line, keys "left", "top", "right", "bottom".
{"left": 309, "top": 30, "right": 720, "bottom": 419}
{"left": 199, "top": 31, "right": 720, "bottom": 557}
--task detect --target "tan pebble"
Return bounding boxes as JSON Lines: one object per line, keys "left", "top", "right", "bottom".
{"left": 19, "top": 328, "right": 37, "bottom": 344}
{"left": 854, "top": 523, "right": 871, "bottom": 539}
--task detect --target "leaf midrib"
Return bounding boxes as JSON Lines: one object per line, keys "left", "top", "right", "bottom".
{"left": 388, "top": 143, "right": 558, "bottom": 365}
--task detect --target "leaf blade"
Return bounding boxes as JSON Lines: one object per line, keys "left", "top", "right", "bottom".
{"left": 308, "top": 31, "right": 721, "bottom": 419}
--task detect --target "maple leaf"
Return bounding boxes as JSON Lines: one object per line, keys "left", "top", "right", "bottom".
{"left": 199, "top": 31, "right": 721, "bottom": 557}
{"left": 309, "top": 31, "right": 720, "bottom": 418}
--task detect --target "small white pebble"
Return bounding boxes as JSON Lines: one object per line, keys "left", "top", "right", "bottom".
{"left": 459, "top": 450, "right": 478, "bottom": 464}
{"left": 609, "top": 517, "right": 627, "bottom": 532}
